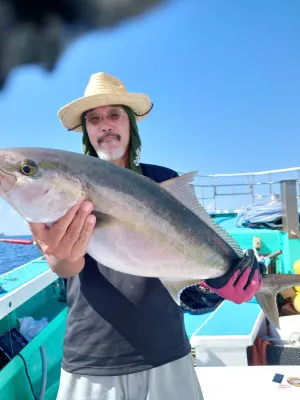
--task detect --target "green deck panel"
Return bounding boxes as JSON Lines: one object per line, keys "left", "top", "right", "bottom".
{"left": 227, "top": 231, "right": 300, "bottom": 274}
{"left": 215, "top": 214, "right": 282, "bottom": 252}
{"left": 215, "top": 213, "right": 294, "bottom": 274}
{"left": 0, "top": 278, "right": 67, "bottom": 400}
{"left": 0, "top": 259, "right": 50, "bottom": 298}
{"left": 0, "top": 306, "right": 67, "bottom": 400}
{"left": 0, "top": 280, "right": 66, "bottom": 334}
{"left": 282, "top": 235, "right": 300, "bottom": 274}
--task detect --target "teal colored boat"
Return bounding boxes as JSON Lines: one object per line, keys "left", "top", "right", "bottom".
{"left": 0, "top": 169, "right": 300, "bottom": 399}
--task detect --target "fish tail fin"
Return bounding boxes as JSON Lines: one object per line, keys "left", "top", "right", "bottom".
{"left": 256, "top": 273, "right": 300, "bottom": 329}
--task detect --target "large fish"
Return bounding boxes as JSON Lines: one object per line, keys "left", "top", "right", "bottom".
{"left": 0, "top": 147, "right": 299, "bottom": 328}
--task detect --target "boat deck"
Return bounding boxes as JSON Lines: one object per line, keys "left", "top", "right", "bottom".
{"left": 0, "top": 258, "right": 49, "bottom": 297}
{"left": 0, "top": 258, "right": 58, "bottom": 320}
{"left": 184, "top": 299, "right": 264, "bottom": 366}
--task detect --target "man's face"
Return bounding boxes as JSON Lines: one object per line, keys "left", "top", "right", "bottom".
{"left": 85, "top": 105, "right": 130, "bottom": 161}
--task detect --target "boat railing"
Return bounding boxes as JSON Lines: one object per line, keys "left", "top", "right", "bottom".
{"left": 182, "top": 166, "right": 300, "bottom": 214}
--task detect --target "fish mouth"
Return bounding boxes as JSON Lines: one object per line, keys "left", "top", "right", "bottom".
{"left": 0, "top": 168, "right": 17, "bottom": 194}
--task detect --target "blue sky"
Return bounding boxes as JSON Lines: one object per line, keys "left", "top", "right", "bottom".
{"left": 0, "top": 0, "right": 299, "bottom": 234}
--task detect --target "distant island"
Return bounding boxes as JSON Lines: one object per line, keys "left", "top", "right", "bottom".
{"left": 0, "top": 233, "right": 5, "bottom": 237}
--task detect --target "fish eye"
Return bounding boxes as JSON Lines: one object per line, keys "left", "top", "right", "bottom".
{"left": 19, "top": 160, "right": 38, "bottom": 176}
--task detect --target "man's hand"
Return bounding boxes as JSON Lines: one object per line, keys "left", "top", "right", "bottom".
{"left": 201, "top": 249, "right": 264, "bottom": 304}
{"left": 29, "top": 199, "right": 96, "bottom": 277}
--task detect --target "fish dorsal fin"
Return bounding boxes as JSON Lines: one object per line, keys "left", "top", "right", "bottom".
{"left": 160, "top": 172, "right": 244, "bottom": 257}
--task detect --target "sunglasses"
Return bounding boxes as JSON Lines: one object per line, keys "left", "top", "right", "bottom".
{"left": 85, "top": 107, "right": 125, "bottom": 125}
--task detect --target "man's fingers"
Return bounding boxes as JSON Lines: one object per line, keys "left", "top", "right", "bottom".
{"left": 70, "top": 214, "right": 97, "bottom": 261}
{"left": 27, "top": 198, "right": 96, "bottom": 263}
{"left": 60, "top": 201, "right": 94, "bottom": 251}
{"left": 48, "top": 198, "right": 86, "bottom": 246}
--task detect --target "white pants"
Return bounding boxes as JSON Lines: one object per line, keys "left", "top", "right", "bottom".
{"left": 56, "top": 354, "right": 204, "bottom": 400}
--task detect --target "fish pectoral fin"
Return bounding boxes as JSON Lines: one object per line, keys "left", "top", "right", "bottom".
{"left": 160, "top": 279, "right": 198, "bottom": 305}
{"left": 160, "top": 172, "right": 244, "bottom": 258}
{"left": 256, "top": 273, "right": 300, "bottom": 329}
{"left": 92, "top": 211, "right": 118, "bottom": 227}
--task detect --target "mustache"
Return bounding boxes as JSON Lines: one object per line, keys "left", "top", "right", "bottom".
{"left": 97, "top": 132, "right": 121, "bottom": 144}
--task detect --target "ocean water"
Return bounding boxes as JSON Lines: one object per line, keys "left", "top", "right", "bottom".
{"left": 0, "top": 235, "right": 42, "bottom": 275}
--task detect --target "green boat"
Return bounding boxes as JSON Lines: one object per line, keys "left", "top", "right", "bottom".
{"left": 0, "top": 167, "right": 300, "bottom": 399}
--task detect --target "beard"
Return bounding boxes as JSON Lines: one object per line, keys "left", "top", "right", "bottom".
{"left": 96, "top": 132, "right": 126, "bottom": 161}
{"left": 96, "top": 146, "right": 126, "bottom": 161}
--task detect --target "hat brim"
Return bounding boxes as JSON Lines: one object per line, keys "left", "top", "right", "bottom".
{"left": 58, "top": 92, "right": 152, "bottom": 132}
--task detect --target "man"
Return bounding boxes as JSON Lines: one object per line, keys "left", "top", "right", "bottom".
{"left": 30, "top": 72, "right": 263, "bottom": 400}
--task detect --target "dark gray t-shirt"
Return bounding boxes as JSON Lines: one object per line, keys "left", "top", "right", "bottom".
{"left": 62, "top": 164, "right": 191, "bottom": 376}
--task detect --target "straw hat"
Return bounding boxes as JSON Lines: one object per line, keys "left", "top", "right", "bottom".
{"left": 57, "top": 72, "right": 153, "bottom": 132}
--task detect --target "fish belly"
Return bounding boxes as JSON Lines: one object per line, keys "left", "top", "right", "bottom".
{"left": 87, "top": 220, "right": 223, "bottom": 280}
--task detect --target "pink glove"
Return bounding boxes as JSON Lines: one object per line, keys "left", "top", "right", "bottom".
{"left": 200, "top": 249, "right": 265, "bottom": 304}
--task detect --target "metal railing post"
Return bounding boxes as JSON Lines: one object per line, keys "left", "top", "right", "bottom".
{"left": 280, "top": 180, "right": 300, "bottom": 238}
